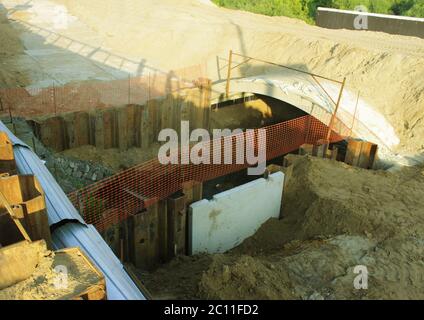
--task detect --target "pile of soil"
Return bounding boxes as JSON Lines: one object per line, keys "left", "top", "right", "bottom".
{"left": 143, "top": 155, "right": 424, "bottom": 300}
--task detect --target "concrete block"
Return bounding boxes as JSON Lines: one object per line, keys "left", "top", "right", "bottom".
{"left": 189, "top": 172, "right": 284, "bottom": 255}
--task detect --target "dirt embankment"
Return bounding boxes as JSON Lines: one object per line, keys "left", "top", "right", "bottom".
{"left": 0, "top": 6, "right": 30, "bottom": 87}
{"left": 143, "top": 155, "right": 424, "bottom": 300}
{"left": 55, "top": 0, "right": 424, "bottom": 155}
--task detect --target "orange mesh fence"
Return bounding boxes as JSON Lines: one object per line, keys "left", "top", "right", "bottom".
{"left": 67, "top": 115, "right": 345, "bottom": 231}
{"left": 0, "top": 64, "right": 205, "bottom": 118}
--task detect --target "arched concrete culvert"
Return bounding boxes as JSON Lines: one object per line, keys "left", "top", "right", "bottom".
{"left": 213, "top": 71, "right": 399, "bottom": 152}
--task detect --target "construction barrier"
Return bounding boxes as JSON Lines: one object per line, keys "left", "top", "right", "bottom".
{"left": 67, "top": 115, "right": 344, "bottom": 231}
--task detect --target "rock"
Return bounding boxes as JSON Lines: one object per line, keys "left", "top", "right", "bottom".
{"left": 97, "top": 171, "right": 104, "bottom": 180}
{"left": 91, "top": 173, "right": 98, "bottom": 181}
{"left": 74, "top": 171, "right": 83, "bottom": 179}
{"left": 308, "top": 292, "right": 324, "bottom": 300}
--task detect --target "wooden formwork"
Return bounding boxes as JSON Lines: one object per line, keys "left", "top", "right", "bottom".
{"left": 297, "top": 138, "right": 377, "bottom": 170}
{"left": 345, "top": 139, "right": 378, "bottom": 169}
{"left": 0, "top": 130, "right": 107, "bottom": 300}
{"left": 0, "top": 240, "right": 45, "bottom": 290}
{"left": 0, "top": 174, "right": 53, "bottom": 249}
{"left": 0, "top": 132, "right": 17, "bottom": 176}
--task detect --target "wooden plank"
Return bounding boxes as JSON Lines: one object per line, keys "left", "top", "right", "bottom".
{"left": 358, "top": 141, "right": 373, "bottom": 169}
{"left": 102, "top": 219, "right": 121, "bottom": 258}
{"left": 129, "top": 204, "right": 160, "bottom": 271}
{"left": 331, "top": 146, "right": 339, "bottom": 160}
{"left": 345, "top": 139, "right": 362, "bottom": 166}
{"left": 64, "top": 114, "right": 75, "bottom": 150}
{"left": 0, "top": 132, "right": 17, "bottom": 176}
{"left": 74, "top": 112, "right": 90, "bottom": 147}
{"left": 0, "top": 240, "right": 44, "bottom": 290}
{"left": 157, "top": 199, "right": 168, "bottom": 263}
{"left": 369, "top": 144, "right": 378, "bottom": 169}
{"left": 147, "top": 99, "right": 159, "bottom": 140}
{"left": 0, "top": 190, "right": 31, "bottom": 242}
{"left": 0, "top": 209, "right": 26, "bottom": 246}
{"left": 39, "top": 116, "right": 66, "bottom": 152}
{"left": 94, "top": 111, "right": 104, "bottom": 149}
{"left": 315, "top": 139, "right": 329, "bottom": 158}
{"left": 134, "top": 105, "right": 142, "bottom": 148}
{"left": 167, "top": 195, "right": 187, "bottom": 258}
{"left": 126, "top": 105, "right": 136, "bottom": 148}
{"left": 140, "top": 104, "right": 151, "bottom": 150}
{"left": 182, "top": 181, "right": 203, "bottom": 205}
{"left": 117, "top": 107, "right": 128, "bottom": 151}
{"left": 0, "top": 175, "right": 52, "bottom": 248}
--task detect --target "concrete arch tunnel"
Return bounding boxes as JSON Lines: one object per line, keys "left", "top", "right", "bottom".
{"left": 212, "top": 71, "right": 399, "bottom": 152}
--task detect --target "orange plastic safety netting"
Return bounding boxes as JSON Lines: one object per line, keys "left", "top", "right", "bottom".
{"left": 67, "top": 115, "right": 345, "bottom": 231}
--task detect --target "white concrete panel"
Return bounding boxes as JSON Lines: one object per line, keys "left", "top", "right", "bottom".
{"left": 189, "top": 172, "right": 284, "bottom": 255}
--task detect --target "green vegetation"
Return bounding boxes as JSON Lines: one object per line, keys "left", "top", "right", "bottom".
{"left": 212, "top": 0, "right": 424, "bottom": 23}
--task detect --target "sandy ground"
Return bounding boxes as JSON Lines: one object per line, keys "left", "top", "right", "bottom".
{"left": 143, "top": 155, "right": 424, "bottom": 300}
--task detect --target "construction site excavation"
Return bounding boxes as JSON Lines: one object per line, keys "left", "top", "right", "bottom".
{"left": 1, "top": 0, "right": 424, "bottom": 303}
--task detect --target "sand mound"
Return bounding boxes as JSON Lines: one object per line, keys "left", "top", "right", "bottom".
{"left": 143, "top": 156, "right": 424, "bottom": 300}
{"left": 200, "top": 234, "right": 424, "bottom": 300}
{"left": 237, "top": 155, "right": 424, "bottom": 255}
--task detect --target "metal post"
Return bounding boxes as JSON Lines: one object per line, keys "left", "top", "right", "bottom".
{"left": 225, "top": 50, "right": 233, "bottom": 98}
{"left": 326, "top": 77, "right": 346, "bottom": 141}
